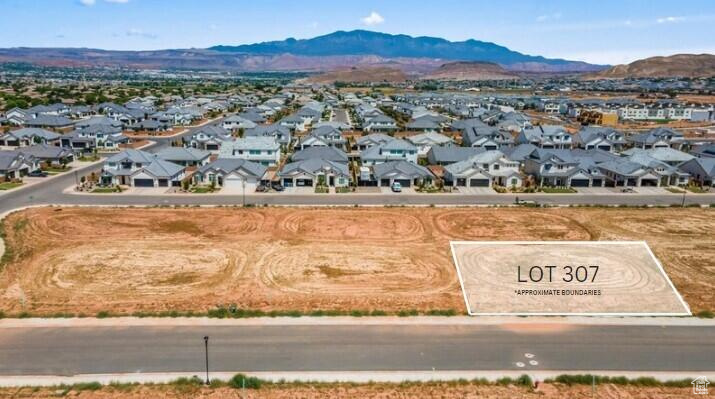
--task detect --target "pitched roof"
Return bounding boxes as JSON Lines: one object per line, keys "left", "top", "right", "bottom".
{"left": 197, "top": 158, "right": 267, "bottom": 178}
{"left": 142, "top": 159, "right": 184, "bottom": 178}
{"left": 155, "top": 147, "right": 210, "bottom": 162}
{"left": 292, "top": 146, "right": 348, "bottom": 163}
{"left": 373, "top": 160, "right": 433, "bottom": 179}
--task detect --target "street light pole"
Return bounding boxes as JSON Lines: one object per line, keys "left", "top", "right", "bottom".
{"left": 203, "top": 335, "right": 210, "bottom": 385}
{"left": 681, "top": 188, "right": 686, "bottom": 207}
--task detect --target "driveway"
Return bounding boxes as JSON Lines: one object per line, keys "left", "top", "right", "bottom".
{"left": 454, "top": 187, "right": 496, "bottom": 195}
{"left": 577, "top": 187, "right": 623, "bottom": 195}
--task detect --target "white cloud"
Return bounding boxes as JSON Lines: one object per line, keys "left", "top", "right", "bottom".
{"left": 656, "top": 16, "right": 685, "bottom": 24}
{"left": 126, "top": 28, "right": 157, "bottom": 39}
{"left": 80, "top": 0, "right": 128, "bottom": 5}
{"left": 361, "top": 11, "right": 384, "bottom": 26}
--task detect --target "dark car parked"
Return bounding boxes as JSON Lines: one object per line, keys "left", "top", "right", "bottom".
{"left": 28, "top": 170, "right": 48, "bottom": 177}
{"left": 271, "top": 182, "right": 284, "bottom": 192}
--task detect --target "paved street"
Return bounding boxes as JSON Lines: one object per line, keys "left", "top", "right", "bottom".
{"left": 0, "top": 323, "right": 712, "bottom": 376}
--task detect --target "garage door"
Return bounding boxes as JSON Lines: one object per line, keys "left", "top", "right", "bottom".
{"left": 134, "top": 178, "right": 154, "bottom": 187}
{"left": 296, "top": 179, "right": 313, "bottom": 186}
{"left": 395, "top": 179, "right": 411, "bottom": 187}
{"left": 282, "top": 178, "right": 294, "bottom": 187}
{"left": 469, "top": 179, "right": 489, "bottom": 187}
{"left": 225, "top": 177, "right": 257, "bottom": 192}
{"left": 570, "top": 179, "right": 590, "bottom": 187}
{"left": 158, "top": 179, "right": 168, "bottom": 187}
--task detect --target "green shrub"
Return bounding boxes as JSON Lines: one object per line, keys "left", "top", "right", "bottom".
{"left": 229, "top": 374, "right": 263, "bottom": 389}
{"left": 171, "top": 376, "right": 203, "bottom": 386}
{"left": 696, "top": 310, "right": 714, "bottom": 318}
{"left": 96, "top": 311, "right": 110, "bottom": 318}
{"left": 73, "top": 381, "right": 102, "bottom": 391}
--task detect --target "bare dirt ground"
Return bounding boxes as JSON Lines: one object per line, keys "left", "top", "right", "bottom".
{"left": 0, "top": 382, "right": 693, "bottom": 399}
{"left": 0, "top": 207, "right": 712, "bottom": 315}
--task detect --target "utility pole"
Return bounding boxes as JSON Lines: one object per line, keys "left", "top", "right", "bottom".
{"left": 203, "top": 336, "right": 210, "bottom": 385}
{"left": 681, "top": 188, "right": 686, "bottom": 207}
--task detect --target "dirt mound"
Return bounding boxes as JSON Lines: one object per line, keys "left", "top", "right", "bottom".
{"left": 585, "top": 53, "right": 715, "bottom": 79}
{"left": 423, "top": 61, "right": 517, "bottom": 80}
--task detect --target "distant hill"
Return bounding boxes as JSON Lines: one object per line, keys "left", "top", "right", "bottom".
{"left": 305, "top": 66, "right": 408, "bottom": 84}
{"left": 585, "top": 54, "right": 715, "bottom": 79}
{"left": 422, "top": 61, "right": 517, "bottom": 80}
{"left": 210, "top": 30, "right": 606, "bottom": 73}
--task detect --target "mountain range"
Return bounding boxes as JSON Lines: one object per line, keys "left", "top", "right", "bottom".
{"left": 0, "top": 30, "right": 606, "bottom": 74}
{"left": 585, "top": 54, "right": 715, "bottom": 79}
{"left": 210, "top": 30, "right": 603, "bottom": 73}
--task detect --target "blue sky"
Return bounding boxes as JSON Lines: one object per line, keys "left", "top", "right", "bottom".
{"left": 1, "top": 0, "right": 713, "bottom": 64}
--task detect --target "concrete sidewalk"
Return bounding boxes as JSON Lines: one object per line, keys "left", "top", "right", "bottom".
{"left": 1, "top": 315, "right": 712, "bottom": 329}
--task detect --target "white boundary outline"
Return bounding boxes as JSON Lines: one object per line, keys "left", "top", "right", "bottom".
{"left": 449, "top": 241, "right": 692, "bottom": 317}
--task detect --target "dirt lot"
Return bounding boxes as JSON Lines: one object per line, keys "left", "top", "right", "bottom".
{"left": 0, "top": 207, "right": 712, "bottom": 315}
{"left": 0, "top": 382, "right": 693, "bottom": 399}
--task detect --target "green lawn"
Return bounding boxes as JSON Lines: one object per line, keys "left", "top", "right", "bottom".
{"left": 665, "top": 187, "right": 685, "bottom": 194}
{"left": 91, "top": 187, "right": 121, "bottom": 193}
{"left": 190, "top": 186, "right": 216, "bottom": 193}
{"left": 0, "top": 182, "right": 23, "bottom": 191}
{"left": 42, "top": 166, "right": 71, "bottom": 174}
{"left": 540, "top": 187, "right": 577, "bottom": 193}
{"left": 686, "top": 186, "right": 710, "bottom": 193}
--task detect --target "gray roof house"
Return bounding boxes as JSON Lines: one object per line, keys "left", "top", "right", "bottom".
{"left": 279, "top": 158, "right": 351, "bottom": 188}
{"left": 443, "top": 150, "right": 523, "bottom": 188}
{"left": 524, "top": 148, "right": 612, "bottom": 188}
{"left": 621, "top": 147, "right": 694, "bottom": 166}
{"left": 187, "top": 125, "right": 232, "bottom": 152}
{"left": 0, "top": 150, "right": 38, "bottom": 179}
{"left": 516, "top": 125, "right": 572, "bottom": 149}
{"left": 360, "top": 138, "right": 418, "bottom": 166}
{"left": 0, "top": 128, "right": 61, "bottom": 147}
{"left": 292, "top": 146, "right": 349, "bottom": 163}
{"left": 426, "top": 145, "right": 484, "bottom": 165}
{"left": 372, "top": 160, "right": 434, "bottom": 187}
{"left": 573, "top": 126, "right": 627, "bottom": 152}
{"left": 628, "top": 127, "right": 684, "bottom": 150}
{"left": 462, "top": 125, "right": 514, "bottom": 149}
{"left": 16, "top": 144, "right": 74, "bottom": 165}
{"left": 405, "top": 132, "right": 453, "bottom": 156}
{"left": 24, "top": 115, "right": 74, "bottom": 129}
{"left": 244, "top": 124, "right": 292, "bottom": 146}
{"left": 406, "top": 115, "right": 442, "bottom": 132}
{"left": 294, "top": 125, "right": 346, "bottom": 151}
{"left": 155, "top": 147, "right": 211, "bottom": 167}
{"left": 218, "top": 136, "right": 281, "bottom": 166}
{"left": 678, "top": 157, "right": 715, "bottom": 187}
{"left": 102, "top": 149, "right": 185, "bottom": 187}
{"left": 597, "top": 152, "right": 689, "bottom": 187}
{"left": 194, "top": 158, "right": 268, "bottom": 190}
{"left": 354, "top": 133, "right": 394, "bottom": 151}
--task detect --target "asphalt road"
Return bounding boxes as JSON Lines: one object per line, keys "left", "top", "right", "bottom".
{"left": 0, "top": 324, "right": 712, "bottom": 375}
{"left": 2, "top": 164, "right": 714, "bottom": 215}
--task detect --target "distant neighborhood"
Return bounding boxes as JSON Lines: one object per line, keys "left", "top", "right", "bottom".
{"left": 1, "top": 77, "right": 714, "bottom": 195}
